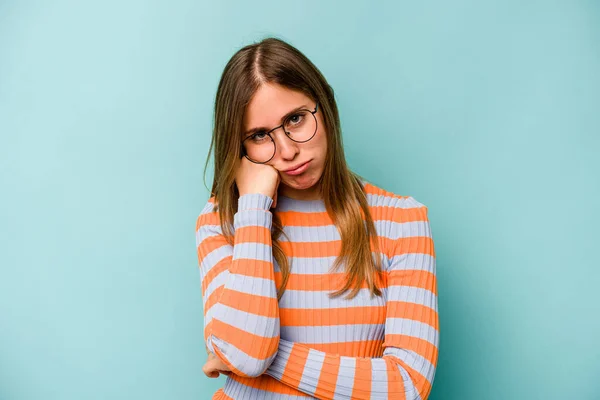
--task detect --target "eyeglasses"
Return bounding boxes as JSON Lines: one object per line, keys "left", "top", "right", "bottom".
{"left": 241, "top": 102, "right": 319, "bottom": 164}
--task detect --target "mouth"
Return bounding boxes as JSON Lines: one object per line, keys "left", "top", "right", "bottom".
{"left": 283, "top": 160, "right": 311, "bottom": 175}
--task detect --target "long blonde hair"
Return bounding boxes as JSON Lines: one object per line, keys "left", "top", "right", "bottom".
{"left": 203, "top": 37, "right": 384, "bottom": 301}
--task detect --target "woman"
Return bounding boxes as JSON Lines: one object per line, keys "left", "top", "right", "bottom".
{"left": 195, "top": 37, "right": 438, "bottom": 399}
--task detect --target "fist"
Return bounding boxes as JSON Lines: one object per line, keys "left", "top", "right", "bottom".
{"left": 203, "top": 352, "right": 232, "bottom": 379}
{"left": 235, "top": 157, "right": 280, "bottom": 208}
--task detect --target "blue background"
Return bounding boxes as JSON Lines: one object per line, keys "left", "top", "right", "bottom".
{"left": 1, "top": 1, "right": 599, "bottom": 399}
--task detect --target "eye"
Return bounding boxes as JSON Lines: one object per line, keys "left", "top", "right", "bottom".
{"left": 287, "top": 112, "right": 305, "bottom": 126}
{"left": 250, "top": 131, "right": 268, "bottom": 142}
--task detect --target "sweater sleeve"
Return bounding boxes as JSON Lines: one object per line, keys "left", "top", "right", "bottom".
{"left": 195, "top": 193, "right": 280, "bottom": 378}
{"left": 264, "top": 198, "right": 438, "bottom": 399}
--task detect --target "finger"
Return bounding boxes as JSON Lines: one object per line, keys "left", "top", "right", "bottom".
{"left": 203, "top": 365, "right": 219, "bottom": 378}
{"left": 272, "top": 174, "right": 281, "bottom": 208}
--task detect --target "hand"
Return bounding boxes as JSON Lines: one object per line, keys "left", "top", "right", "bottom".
{"left": 235, "top": 157, "right": 280, "bottom": 208}
{"left": 203, "top": 351, "right": 232, "bottom": 379}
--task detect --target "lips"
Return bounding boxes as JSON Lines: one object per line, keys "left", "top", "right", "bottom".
{"left": 282, "top": 160, "right": 311, "bottom": 176}
{"left": 284, "top": 161, "right": 309, "bottom": 172}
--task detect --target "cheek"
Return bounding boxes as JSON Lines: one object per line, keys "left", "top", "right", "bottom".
{"left": 315, "top": 130, "right": 327, "bottom": 157}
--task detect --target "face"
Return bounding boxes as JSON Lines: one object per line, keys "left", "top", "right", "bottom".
{"left": 243, "top": 83, "right": 327, "bottom": 199}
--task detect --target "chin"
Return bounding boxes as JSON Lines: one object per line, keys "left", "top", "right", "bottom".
{"left": 283, "top": 173, "right": 320, "bottom": 190}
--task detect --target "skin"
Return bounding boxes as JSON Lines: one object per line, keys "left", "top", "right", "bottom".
{"left": 202, "top": 349, "right": 231, "bottom": 379}
{"left": 204, "top": 83, "right": 328, "bottom": 378}
{"left": 241, "top": 82, "right": 328, "bottom": 201}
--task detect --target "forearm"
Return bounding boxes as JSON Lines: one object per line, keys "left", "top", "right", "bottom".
{"left": 264, "top": 339, "right": 435, "bottom": 400}
{"left": 198, "top": 193, "right": 280, "bottom": 377}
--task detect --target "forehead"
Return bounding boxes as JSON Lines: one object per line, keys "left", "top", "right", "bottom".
{"left": 244, "top": 83, "right": 310, "bottom": 129}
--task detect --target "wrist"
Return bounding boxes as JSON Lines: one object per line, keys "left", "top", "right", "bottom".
{"left": 238, "top": 192, "right": 273, "bottom": 211}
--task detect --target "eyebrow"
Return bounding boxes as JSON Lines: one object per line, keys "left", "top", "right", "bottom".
{"left": 244, "top": 104, "right": 309, "bottom": 137}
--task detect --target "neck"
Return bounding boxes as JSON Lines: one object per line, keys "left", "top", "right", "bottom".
{"left": 279, "top": 182, "right": 322, "bottom": 201}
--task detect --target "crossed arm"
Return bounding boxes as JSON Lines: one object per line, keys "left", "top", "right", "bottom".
{"left": 263, "top": 198, "right": 438, "bottom": 399}
{"left": 196, "top": 194, "right": 438, "bottom": 398}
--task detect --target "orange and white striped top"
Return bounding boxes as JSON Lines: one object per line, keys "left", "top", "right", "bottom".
{"left": 195, "top": 180, "right": 438, "bottom": 399}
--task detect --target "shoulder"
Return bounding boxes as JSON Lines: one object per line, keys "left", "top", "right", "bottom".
{"left": 360, "top": 179, "right": 429, "bottom": 223}
{"left": 359, "top": 179, "right": 435, "bottom": 264}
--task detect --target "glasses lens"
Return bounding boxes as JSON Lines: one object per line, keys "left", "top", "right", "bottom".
{"left": 243, "top": 133, "right": 275, "bottom": 163}
{"left": 284, "top": 110, "right": 317, "bottom": 143}
{"left": 241, "top": 108, "right": 317, "bottom": 163}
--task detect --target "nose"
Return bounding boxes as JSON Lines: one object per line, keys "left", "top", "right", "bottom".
{"left": 272, "top": 127, "right": 299, "bottom": 160}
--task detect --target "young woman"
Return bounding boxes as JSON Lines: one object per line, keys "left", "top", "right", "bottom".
{"left": 195, "top": 37, "right": 438, "bottom": 399}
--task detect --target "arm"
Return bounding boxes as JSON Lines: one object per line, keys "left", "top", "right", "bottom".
{"left": 264, "top": 197, "right": 438, "bottom": 399}
{"left": 195, "top": 193, "right": 280, "bottom": 378}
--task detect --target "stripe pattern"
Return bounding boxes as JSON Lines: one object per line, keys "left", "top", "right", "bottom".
{"left": 195, "top": 181, "right": 438, "bottom": 399}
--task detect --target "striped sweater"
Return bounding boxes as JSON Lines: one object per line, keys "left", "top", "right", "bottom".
{"left": 195, "top": 180, "right": 438, "bottom": 399}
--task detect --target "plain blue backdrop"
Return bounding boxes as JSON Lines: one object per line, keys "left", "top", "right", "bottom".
{"left": 1, "top": 1, "right": 599, "bottom": 399}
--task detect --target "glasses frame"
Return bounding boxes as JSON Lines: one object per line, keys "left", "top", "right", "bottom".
{"left": 241, "top": 102, "right": 320, "bottom": 164}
